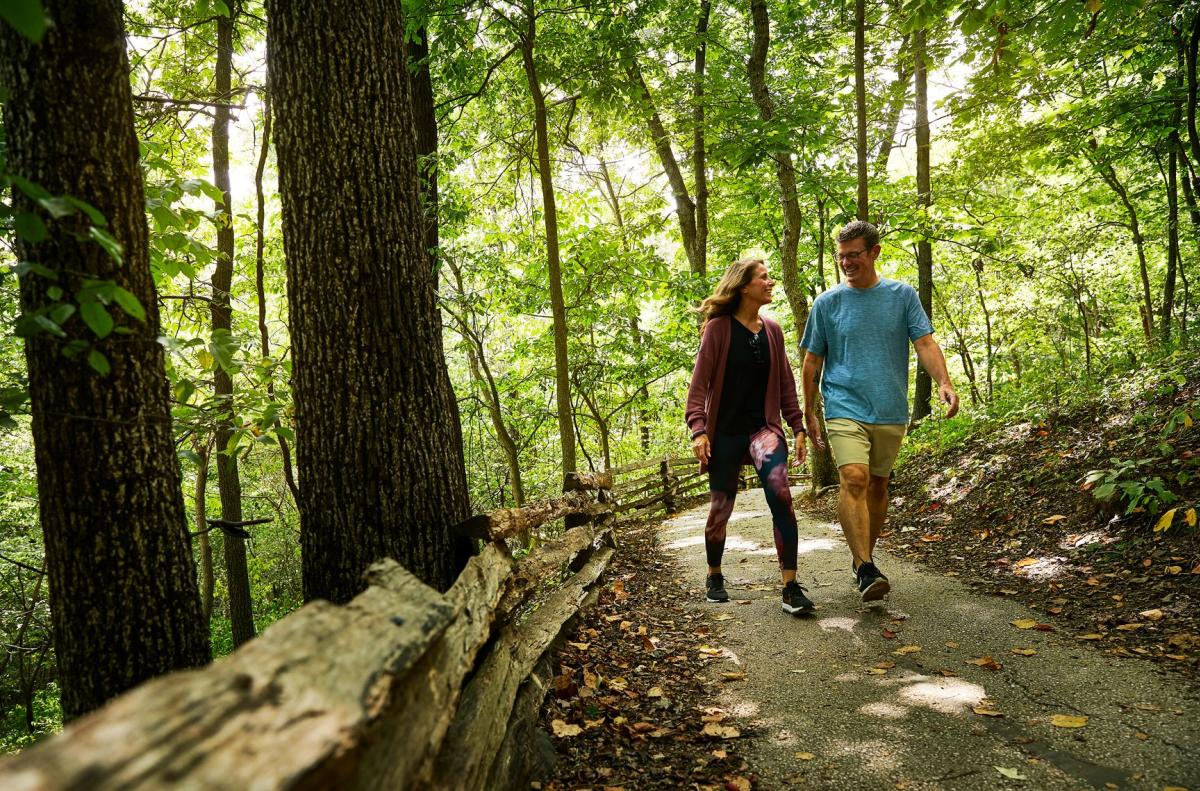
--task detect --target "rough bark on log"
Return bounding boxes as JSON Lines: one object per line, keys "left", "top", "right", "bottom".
{"left": 0, "top": 551, "right": 523, "bottom": 791}
{"left": 458, "top": 490, "right": 597, "bottom": 540}
{"left": 430, "top": 545, "right": 616, "bottom": 789}
{"left": 563, "top": 471, "right": 613, "bottom": 491}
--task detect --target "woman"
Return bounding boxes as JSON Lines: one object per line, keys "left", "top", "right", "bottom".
{"left": 685, "top": 258, "right": 813, "bottom": 614}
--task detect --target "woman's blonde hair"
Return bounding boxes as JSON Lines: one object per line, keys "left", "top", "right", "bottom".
{"left": 698, "top": 258, "right": 764, "bottom": 330}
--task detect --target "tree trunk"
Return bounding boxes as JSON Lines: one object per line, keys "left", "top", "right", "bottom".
{"left": 973, "top": 263, "right": 994, "bottom": 402}
{"left": 1088, "top": 139, "right": 1154, "bottom": 344}
{"left": 268, "top": 0, "right": 474, "bottom": 599}
{"left": 624, "top": 53, "right": 701, "bottom": 275}
{"left": 1186, "top": 9, "right": 1199, "bottom": 195}
{"left": 748, "top": 0, "right": 835, "bottom": 488}
{"left": 1178, "top": 140, "right": 1198, "bottom": 345}
{"left": 520, "top": 17, "right": 577, "bottom": 475}
{"left": 854, "top": 0, "right": 869, "bottom": 219}
{"left": 253, "top": 93, "right": 301, "bottom": 504}
{"left": 212, "top": 10, "right": 255, "bottom": 648}
{"left": 911, "top": 28, "right": 933, "bottom": 424}
{"left": 693, "top": 0, "right": 711, "bottom": 277}
{"left": 816, "top": 198, "right": 827, "bottom": 291}
{"left": 0, "top": 0, "right": 209, "bottom": 720}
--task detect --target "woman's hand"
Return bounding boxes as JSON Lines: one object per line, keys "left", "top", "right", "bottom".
{"left": 791, "top": 431, "right": 808, "bottom": 468}
{"left": 691, "top": 433, "right": 711, "bottom": 464}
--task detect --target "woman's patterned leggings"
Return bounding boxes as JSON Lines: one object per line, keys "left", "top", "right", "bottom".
{"left": 705, "top": 429, "right": 798, "bottom": 571}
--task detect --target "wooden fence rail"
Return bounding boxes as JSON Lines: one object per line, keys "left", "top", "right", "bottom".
{"left": 0, "top": 456, "right": 718, "bottom": 790}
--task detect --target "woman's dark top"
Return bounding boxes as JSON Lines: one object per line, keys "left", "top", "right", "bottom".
{"left": 715, "top": 318, "right": 770, "bottom": 435}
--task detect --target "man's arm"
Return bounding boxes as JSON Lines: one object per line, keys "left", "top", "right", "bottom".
{"left": 913, "top": 333, "right": 960, "bottom": 418}
{"left": 801, "top": 351, "right": 826, "bottom": 449}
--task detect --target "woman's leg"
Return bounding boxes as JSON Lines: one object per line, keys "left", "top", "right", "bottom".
{"left": 705, "top": 433, "right": 746, "bottom": 572}
{"left": 749, "top": 431, "right": 798, "bottom": 581}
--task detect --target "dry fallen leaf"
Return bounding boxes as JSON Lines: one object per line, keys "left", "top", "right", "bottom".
{"left": 721, "top": 672, "right": 747, "bottom": 681}
{"left": 1139, "top": 608, "right": 1165, "bottom": 621}
{"left": 701, "top": 722, "right": 741, "bottom": 739}
{"left": 1049, "top": 714, "right": 1089, "bottom": 728}
{"left": 966, "top": 656, "right": 1004, "bottom": 670}
{"left": 713, "top": 613, "right": 735, "bottom": 621}
{"left": 794, "top": 751, "right": 816, "bottom": 760}
{"left": 973, "top": 706, "right": 1004, "bottom": 717}
{"left": 1077, "top": 633, "right": 1105, "bottom": 641}
{"left": 945, "top": 641, "right": 960, "bottom": 649}
{"left": 1166, "top": 565, "right": 1183, "bottom": 575}
{"left": 1011, "top": 647, "right": 1037, "bottom": 656}
{"left": 567, "top": 641, "right": 591, "bottom": 650}
{"left": 874, "top": 660, "right": 896, "bottom": 669}
{"left": 725, "top": 775, "right": 751, "bottom": 791}
{"left": 1042, "top": 514, "right": 1068, "bottom": 524}
{"left": 1116, "top": 623, "right": 1146, "bottom": 631}
{"left": 647, "top": 686, "right": 664, "bottom": 698}
{"left": 882, "top": 628, "right": 898, "bottom": 639}
{"left": 893, "top": 644, "right": 922, "bottom": 655}
{"left": 1010, "top": 618, "right": 1038, "bottom": 629}
{"left": 551, "top": 719, "right": 583, "bottom": 737}
{"left": 1015, "top": 557, "right": 1039, "bottom": 567}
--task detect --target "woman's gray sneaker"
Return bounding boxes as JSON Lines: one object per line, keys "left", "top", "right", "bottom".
{"left": 856, "top": 561, "right": 890, "bottom": 601}
{"left": 705, "top": 573, "right": 730, "bottom": 603}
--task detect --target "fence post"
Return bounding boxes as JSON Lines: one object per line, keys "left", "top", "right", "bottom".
{"left": 660, "top": 458, "right": 676, "bottom": 514}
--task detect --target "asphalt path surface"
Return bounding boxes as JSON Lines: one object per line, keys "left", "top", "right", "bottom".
{"left": 659, "top": 487, "right": 1200, "bottom": 790}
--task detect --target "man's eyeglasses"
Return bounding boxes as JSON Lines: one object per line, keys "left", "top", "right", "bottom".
{"left": 836, "top": 249, "right": 869, "bottom": 262}
{"left": 748, "top": 331, "right": 765, "bottom": 364}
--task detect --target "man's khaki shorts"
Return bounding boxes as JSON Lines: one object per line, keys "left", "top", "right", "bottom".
{"left": 825, "top": 418, "right": 907, "bottom": 478}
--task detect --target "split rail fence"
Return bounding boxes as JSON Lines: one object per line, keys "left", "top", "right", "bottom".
{"left": 0, "top": 457, "right": 715, "bottom": 790}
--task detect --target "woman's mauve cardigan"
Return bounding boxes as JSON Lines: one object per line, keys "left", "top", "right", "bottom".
{"left": 685, "top": 314, "right": 806, "bottom": 472}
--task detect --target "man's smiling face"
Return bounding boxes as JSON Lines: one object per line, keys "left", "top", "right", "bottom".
{"left": 836, "top": 240, "right": 881, "bottom": 288}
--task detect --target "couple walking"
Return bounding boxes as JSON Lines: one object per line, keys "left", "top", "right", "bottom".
{"left": 685, "top": 221, "right": 960, "bottom": 613}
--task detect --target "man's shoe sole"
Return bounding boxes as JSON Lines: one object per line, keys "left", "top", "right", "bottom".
{"left": 861, "top": 578, "right": 890, "bottom": 602}
{"left": 706, "top": 595, "right": 730, "bottom": 603}
{"left": 781, "top": 600, "right": 814, "bottom": 615}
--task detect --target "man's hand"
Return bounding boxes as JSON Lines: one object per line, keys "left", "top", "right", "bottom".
{"left": 939, "top": 383, "right": 960, "bottom": 418}
{"left": 791, "top": 431, "right": 808, "bottom": 468}
{"left": 805, "top": 412, "right": 826, "bottom": 451}
{"left": 691, "top": 433, "right": 711, "bottom": 464}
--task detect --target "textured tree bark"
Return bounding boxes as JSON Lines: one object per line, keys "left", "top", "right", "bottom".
{"left": 193, "top": 437, "right": 215, "bottom": 624}
{"left": 211, "top": 10, "right": 255, "bottom": 648}
{"left": 854, "top": 0, "right": 869, "bottom": 219}
{"left": 409, "top": 27, "right": 439, "bottom": 272}
{"left": 520, "top": 12, "right": 577, "bottom": 474}
{"left": 0, "top": 0, "right": 209, "bottom": 719}
{"left": 911, "top": 28, "right": 933, "bottom": 424}
{"left": 268, "top": 0, "right": 473, "bottom": 599}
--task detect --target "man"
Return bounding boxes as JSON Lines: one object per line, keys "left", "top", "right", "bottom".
{"left": 800, "top": 221, "right": 959, "bottom": 602}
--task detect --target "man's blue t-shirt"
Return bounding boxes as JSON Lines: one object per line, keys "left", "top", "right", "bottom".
{"left": 800, "top": 278, "right": 933, "bottom": 425}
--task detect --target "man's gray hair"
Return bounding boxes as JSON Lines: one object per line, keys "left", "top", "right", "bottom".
{"left": 837, "top": 220, "right": 879, "bottom": 250}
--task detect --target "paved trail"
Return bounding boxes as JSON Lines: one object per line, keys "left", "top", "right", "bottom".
{"left": 658, "top": 488, "right": 1200, "bottom": 790}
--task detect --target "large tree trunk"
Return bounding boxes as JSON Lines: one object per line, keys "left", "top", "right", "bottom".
{"left": 748, "top": 0, "right": 835, "bottom": 488}
{"left": 911, "top": 27, "right": 934, "bottom": 424}
{"left": 268, "top": 0, "right": 474, "bottom": 599}
{"left": 409, "top": 27, "right": 438, "bottom": 272}
{"left": 211, "top": 10, "right": 255, "bottom": 648}
{"left": 0, "top": 0, "right": 209, "bottom": 720}
{"left": 693, "top": 0, "right": 711, "bottom": 277}
{"left": 1186, "top": 9, "right": 1199, "bottom": 195}
{"left": 521, "top": 16, "right": 577, "bottom": 474}
{"left": 854, "top": 0, "right": 869, "bottom": 219}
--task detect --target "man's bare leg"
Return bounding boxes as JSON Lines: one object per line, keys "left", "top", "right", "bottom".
{"left": 867, "top": 475, "right": 890, "bottom": 559}
{"left": 837, "top": 463, "right": 872, "bottom": 568}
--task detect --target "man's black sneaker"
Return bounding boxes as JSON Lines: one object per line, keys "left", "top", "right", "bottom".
{"left": 781, "top": 581, "right": 814, "bottom": 614}
{"left": 856, "top": 561, "right": 890, "bottom": 602}
{"left": 705, "top": 573, "right": 730, "bottom": 603}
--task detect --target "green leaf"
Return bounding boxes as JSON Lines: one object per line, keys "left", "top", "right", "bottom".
{"left": 12, "top": 260, "right": 55, "bottom": 279}
{"left": 87, "top": 349, "right": 110, "bottom": 375}
{"left": 64, "top": 196, "right": 106, "bottom": 226}
{"left": 80, "top": 301, "right": 114, "bottom": 339}
{"left": 8, "top": 174, "right": 50, "bottom": 201}
{"left": 112, "top": 286, "right": 146, "bottom": 322}
{"left": 38, "top": 196, "right": 75, "bottom": 219}
{"left": 13, "top": 212, "right": 47, "bottom": 242}
{"left": 47, "top": 302, "right": 75, "bottom": 325}
{"left": 0, "top": 0, "right": 49, "bottom": 43}
{"left": 46, "top": 285, "right": 63, "bottom": 300}
{"left": 275, "top": 425, "right": 295, "bottom": 443}
{"left": 88, "top": 226, "right": 123, "bottom": 263}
